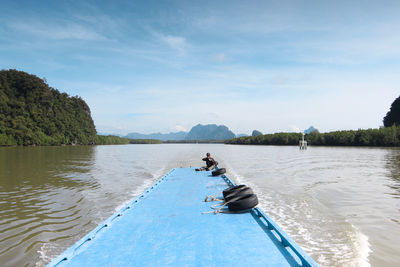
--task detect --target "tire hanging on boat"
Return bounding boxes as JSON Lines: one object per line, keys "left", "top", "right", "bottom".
{"left": 227, "top": 193, "right": 259, "bottom": 212}
{"left": 222, "top": 184, "right": 247, "bottom": 198}
{"left": 212, "top": 168, "right": 226, "bottom": 176}
{"left": 224, "top": 187, "right": 254, "bottom": 202}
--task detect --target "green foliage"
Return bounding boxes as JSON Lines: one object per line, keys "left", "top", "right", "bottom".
{"left": 384, "top": 95, "right": 400, "bottom": 127}
{"left": 226, "top": 126, "right": 400, "bottom": 147}
{"left": 96, "top": 135, "right": 131, "bottom": 145}
{"left": 0, "top": 69, "right": 97, "bottom": 146}
{"left": 129, "top": 139, "right": 162, "bottom": 144}
{"left": 96, "top": 136, "right": 162, "bottom": 145}
{"left": 163, "top": 140, "right": 224, "bottom": 144}
{"left": 306, "top": 127, "right": 400, "bottom": 146}
{"left": 226, "top": 132, "right": 302, "bottom": 145}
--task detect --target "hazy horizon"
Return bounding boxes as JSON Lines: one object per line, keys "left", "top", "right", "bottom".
{"left": 107, "top": 123, "right": 318, "bottom": 136}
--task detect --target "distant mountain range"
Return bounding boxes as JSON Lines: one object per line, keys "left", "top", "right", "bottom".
{"left": 124, "top": 124, "right": 235, "bottom": 141}
{"left": 124, "top": 131, "right": 187, "bottom": 141}
{"left": 122, "top": 125, "right": 319, "bottom": 141}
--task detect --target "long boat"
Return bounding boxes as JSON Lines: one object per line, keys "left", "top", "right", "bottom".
{"left": 47, "top": 167, "right": 319, "bottom": 266}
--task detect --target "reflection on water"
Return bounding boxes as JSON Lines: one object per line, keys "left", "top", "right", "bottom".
{"left": 385, "top": 148, "right": 400, "bottom": 197}
{"left": 0, "top": 145, "right": 400, "bottom": 266}
{"left": 0, "top": 146, "right": 96, "bottom": 267}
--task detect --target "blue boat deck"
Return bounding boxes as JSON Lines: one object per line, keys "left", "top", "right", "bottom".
{"left": 48, "top": 168, "right": 318, "bottom": 267}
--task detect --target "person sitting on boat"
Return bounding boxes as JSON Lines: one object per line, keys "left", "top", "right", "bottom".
{"left": 196, "top": 153, "right": 218, "bottom": 171}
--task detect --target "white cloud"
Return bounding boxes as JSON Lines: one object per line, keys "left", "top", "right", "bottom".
{"left": 289, "top": 125, "right": 301, "bottom": 133}
{"left": 213, "top": 53, "right": 226, "bottom": 61}
{"left": 3, "top": 1, "right": 399, "bottom": 135}
{"left": 173, "top": 125, "right": 187, "bottom": 132}
{"left": 153, "top": 32, "right": 187, "bottom": 55}
{"left": 162, "top": 35, "right": 185, "bottom": 48}
{"left": 8, "top": 21, "right": 106, "bottom": 40}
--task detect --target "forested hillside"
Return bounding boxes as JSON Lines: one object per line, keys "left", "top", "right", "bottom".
{"left": 0, "top": 69, "right": 97, "bottom": 145}
{"left": 384, "top": 95, "right": 400, "bottom": 127}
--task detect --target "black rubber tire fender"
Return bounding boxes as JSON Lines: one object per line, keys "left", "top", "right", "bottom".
{"left": 228, "top": 194, "right": 259, "bottom": 212}
{"left": 222, "top": 185, "right": 247, "bottom": 198}
{"left": 224, "top": 187, "right": 254, "bottom": 202}
{"left": 212, "top": 168, "right": 226, "bottom": 176}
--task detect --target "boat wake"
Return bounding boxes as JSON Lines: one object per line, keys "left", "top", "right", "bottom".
{"left": 114, "top": 165, "right": 169, "bottom": 212}
{"left": 36, "top": 243, "right": 55, "bottom": 267}
{"left": 224, "top": 161, "right": 372, "bottom": 267}
{"left": 348, "top": 224, "right": 371, "bottom": 267}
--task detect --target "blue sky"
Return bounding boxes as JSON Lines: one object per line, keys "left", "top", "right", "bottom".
{"left": 1, "top": 0, "right": 399, "bottom": 135}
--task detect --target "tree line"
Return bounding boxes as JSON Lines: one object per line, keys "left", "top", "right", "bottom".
{"left": 129, "top": 138, "right": 162, "bottom": 144}
{"left": 226, "top": 126, "right": 400, "bottom": 147}
{"left": 227, "top": 95, "right": 400, "bottom": 147}
{"left": 2, "top": 69, "right": 399, "bottom": 147}
{"left": 96, "top": 135, "right": 161, "bottom": 145}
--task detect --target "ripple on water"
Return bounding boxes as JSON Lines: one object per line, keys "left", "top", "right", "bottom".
{"left": 0, "top": 186, "right": 93, "bottom": 267}
{"left": 1, "top": 145, "right": 400, "bottom": 266}
{"left": 223, "top": 151, "right": 374, "bottom": 267}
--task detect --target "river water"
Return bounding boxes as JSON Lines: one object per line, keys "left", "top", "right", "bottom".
{"left": 0, "top": 144, "right": 399, "bottom": 266}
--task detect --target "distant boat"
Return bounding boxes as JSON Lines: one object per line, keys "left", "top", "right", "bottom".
{"left": 47, "top": 168, "right": 318, "bottom": 266}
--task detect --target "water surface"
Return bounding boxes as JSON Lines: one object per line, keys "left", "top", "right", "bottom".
{"left": 0, "top": 144, "right": 399, "bottom": 266}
